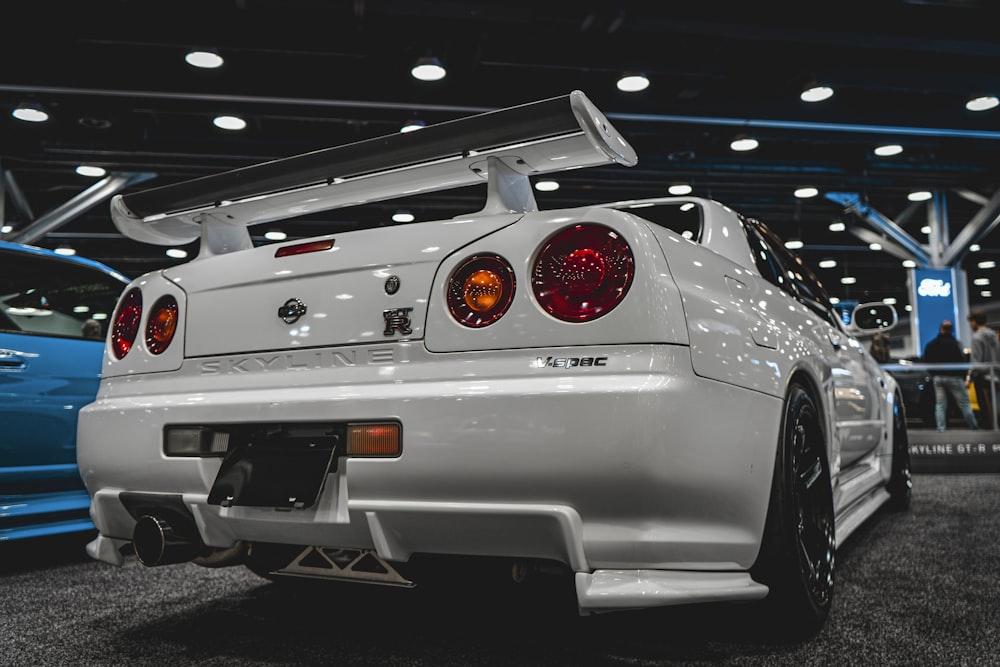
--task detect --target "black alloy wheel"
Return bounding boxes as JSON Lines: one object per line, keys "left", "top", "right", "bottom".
{"left": 751, "top": 382, "right": 836, "bottom": 639}
{"left": 886, "top": 393, "right": 913, "bottom": 511}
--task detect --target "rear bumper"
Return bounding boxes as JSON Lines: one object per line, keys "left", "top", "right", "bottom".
{"left": 79, "top": 343, "right": 781, "bottom": 575}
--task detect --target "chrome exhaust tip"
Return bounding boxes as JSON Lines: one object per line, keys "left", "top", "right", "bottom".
{"left": 132, "top": 514, "right": 202, "bottom": 567}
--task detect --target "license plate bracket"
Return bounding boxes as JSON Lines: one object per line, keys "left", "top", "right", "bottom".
{"left": 207, "top": 424, "right": 342, "bottom": 509}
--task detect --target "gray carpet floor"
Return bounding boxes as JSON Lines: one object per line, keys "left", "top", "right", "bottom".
{"left": 2, "top": 473, "right": 998, "bottom": 666}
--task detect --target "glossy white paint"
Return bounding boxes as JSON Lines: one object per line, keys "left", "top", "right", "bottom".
{"left": 576, "top": 570, "right": 769, "bottom": 612}
{"left": 80, "top": 342, "right": 782, "bottom": 573}
{"left": 79, "top": 95, "right": 902, "bottom": 613}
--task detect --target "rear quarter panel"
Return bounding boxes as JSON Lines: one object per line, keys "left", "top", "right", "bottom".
{"left": 424, "top": 206, "right": 690, "bottom": 352}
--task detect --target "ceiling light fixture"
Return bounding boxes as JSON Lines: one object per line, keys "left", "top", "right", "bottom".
{"left": 902, "top": 260, "right": 917, "bottom": 268}
{"left": 908, "top": 190, "right": 932, "bottom": 202}
{"left": 982, "top": 290, "right": 993, "bottom": 298}
{"left": 12, "top": 102, "right": 49, "bottom": 123}
{"left": 965, "top": 95, "right": 999, "bottom": 112}
{"left": 264, "top": 230, "right": 287, "bottom": 241}
{"left": 165, "top": 248, "right": 188, "bottom": 259}
{"left": 392, "top": 210, "right": 415, "bottom": 223}
{"left": 54, "top": 245, "right": 76, "bottom": 256}
{"left": 400, "top": 119, "right": 426, "bottom": 133}
{"left": 874, "top": 144, "right": 904, "bottom": 157}
{"left": 730, "top": 136, "right": 759, "bottom": 152}
{"left": 869, "top": 242, "right": 883, "bottom": 251}
{"left": 1, "top": 225, "right": 13, "bottom": 234}
{"left": 184, "top": 50, "right": 224, "bottom": 69}
{"left": 668, "top": 184, "right": 692, "bottom": 195}
{"left": 818, "top": 259, "right": 837, "bottom": 269}
{"left": 411, "top": 56, "right": 446, "bottom": 81}
{"left": 829, "top": 221, "right": 846, "bottom": 232}
{"left": 970, "top": 244, "right": 981, "bottom": 252}
{"left": 978, "top": 260, "right": 996, "bottom": 269}
{"left": 974, "top": 278, "right": 991, "bottom": 286}
{"left": 784, "top": 239, "right": 804, "bottom": 250}
{"left": 800, "top": 84, "right": 834, "bottom": 103}
{"left": 213, "top": 115, "right": 246, "bottom": 131}
{"left": 617, "top": 73, "right": 650, "bottom": 93}
{"left": 794, "top": 187, "right": 819, "bottom": 198}
{"left": 534, "top": 180, "right": 559, "bottom": 192}
{"left": 883, "top": 297, "right": 897, "bottom": 305}
{"left": 840, "top": 276, "right": 857, "bottom": 285}
{"left": 76, "top": 165, "right": 107, "bottom": 177}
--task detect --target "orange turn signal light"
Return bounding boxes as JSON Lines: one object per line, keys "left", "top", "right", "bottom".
{"left": 347, "top": 423, "right": 401, "bottom": 456}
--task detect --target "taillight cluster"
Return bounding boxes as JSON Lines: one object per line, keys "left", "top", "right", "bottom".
{"left": 446, "top": 254, "right": 516, "bottom": 328}
{"left": 445, "top": 223, "right": 634, "bottom": 328}
{"left": 110, "top": 288, "right": 142, "bottom": 359}
{"left": 110, "top": 289, "right": 180, "bottom": 360}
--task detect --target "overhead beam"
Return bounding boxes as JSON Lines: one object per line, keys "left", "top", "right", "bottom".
{"left": 2, "top": 168, "right": 35, "bottom": 222}
{"left": 825, "top": 192, "right": 931, "bottom": 266}
{"left": 9, "top": 172, "right": 156, "bottom": 245}
{"left": 941, "top": 186, "right": 1000, "bottom": 266}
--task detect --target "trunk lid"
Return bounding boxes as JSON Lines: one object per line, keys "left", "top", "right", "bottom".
{"left": 166, "top": 215, "right": 520, "bottom": 357}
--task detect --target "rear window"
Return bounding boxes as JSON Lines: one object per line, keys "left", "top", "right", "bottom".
{"left": 0, "top": 250, "right": 126, "bottom": 340}
{"left": 610, "top": 201, "right": 703, "bottom": 241}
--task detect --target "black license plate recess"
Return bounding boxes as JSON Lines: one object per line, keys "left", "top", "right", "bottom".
{"left": 207, "top": 423, "right": 343, "bottom": 509}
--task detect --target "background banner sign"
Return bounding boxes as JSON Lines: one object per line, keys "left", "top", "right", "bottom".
{"left": 909, "top": 268, "right": 964, "bottom": 356}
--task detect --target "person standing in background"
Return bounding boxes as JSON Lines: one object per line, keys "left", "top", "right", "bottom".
{"left": 869, "top": 332, "right": 891, "bottom": 363}
{"left": 966, "top": 310, "right": 999, "bottom": 429}
{"left": 923, "top": 320, "right": 978, "bottom": 432}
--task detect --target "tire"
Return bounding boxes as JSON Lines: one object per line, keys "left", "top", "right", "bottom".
{"left": 886, "top": 393, "right": 912, "bottom": 511}
{"left": 750, "top": 382, "right": 836, "bottom": 640}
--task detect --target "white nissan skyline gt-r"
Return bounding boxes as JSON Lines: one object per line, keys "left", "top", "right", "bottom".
{"left": 78, "top": 91, "right": 910, "bottom": 637}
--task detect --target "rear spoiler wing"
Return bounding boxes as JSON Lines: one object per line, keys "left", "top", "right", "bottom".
{"left": 110, "top": 90, "right": 637, "bottom": 257}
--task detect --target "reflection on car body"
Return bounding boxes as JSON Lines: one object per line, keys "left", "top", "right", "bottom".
{"left": 78, "top": 91, "right": 910, "bottom": 639}
{"left": 0, "top": 241, "right": 128, "bottom": 541}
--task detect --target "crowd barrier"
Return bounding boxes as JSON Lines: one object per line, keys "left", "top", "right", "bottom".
{"left": 883, "top": 361, "right": 1000, "bottom": 472}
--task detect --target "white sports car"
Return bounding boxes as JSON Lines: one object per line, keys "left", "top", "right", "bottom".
{"left": 78, "top": 91, "right": 910, "bottom": 637}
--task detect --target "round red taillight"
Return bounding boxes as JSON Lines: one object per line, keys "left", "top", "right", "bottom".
{"left": 145, "top": 295, "right": 179, "bottom": 355}
{"left": 446, "top": 254, "right": 516, "bottom": 328}
{"left": 532, "top": 224, "right": 634, "bottom": 322}
{"left": 110, "top": 288, "right": 143, "bottom": 359}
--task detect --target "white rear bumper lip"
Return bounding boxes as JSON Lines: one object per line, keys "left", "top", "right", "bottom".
{"left": 576, "top": 570, "right": 768, "bottom": 613}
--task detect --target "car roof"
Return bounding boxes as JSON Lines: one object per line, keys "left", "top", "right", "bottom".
{"left": 0, "top": 240, "right": 129, "bottom": 283}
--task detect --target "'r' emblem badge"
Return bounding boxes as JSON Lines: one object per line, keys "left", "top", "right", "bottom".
{"left": 383, "top": 307, "right": 413, "bottom": 336}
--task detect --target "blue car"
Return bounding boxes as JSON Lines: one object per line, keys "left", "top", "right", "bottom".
{"left": 0, "top": 241, "right": 128, "bottom": 541}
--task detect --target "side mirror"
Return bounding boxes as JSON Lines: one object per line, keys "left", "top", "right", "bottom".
{"left": 851, "top": 302, "right": 898, "bottom": 332}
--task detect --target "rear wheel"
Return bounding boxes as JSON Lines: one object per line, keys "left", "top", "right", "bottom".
{"left": 751, "top": 382, "right": 836, "bottom": 639}
{"left": 886, "top": 393, "right": 912, "bottom": 511}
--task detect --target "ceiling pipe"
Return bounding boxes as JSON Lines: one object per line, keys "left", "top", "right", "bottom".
{"left": 4, "top": 83, "right": 1000, "bottom": 141}
{"left": 10, "top": 172, "right": 156, "bottom": 245}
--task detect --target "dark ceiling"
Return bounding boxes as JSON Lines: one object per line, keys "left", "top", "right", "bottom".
{"left": 3, "top": 0, "right": 1000, "bottom": 310}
